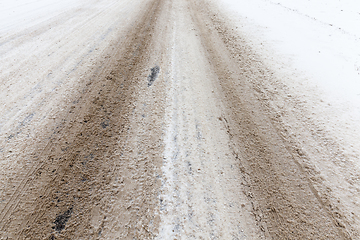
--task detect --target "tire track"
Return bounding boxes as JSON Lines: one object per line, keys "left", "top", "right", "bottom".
{"left": 157, "top": 0, "right": 263, "bottom": 238}
{"left": 0, "top": 0, "right": 164, "bottom": 238}
{"left": 189, "top": 0, "right": 352, "bottom": 238}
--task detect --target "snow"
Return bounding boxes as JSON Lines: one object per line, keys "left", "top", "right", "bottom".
{"left": 0, "top": 0, "right": 85, "bottom": 35}
{"left": 217, "top": 0, "right": 360, "bottom": 101}
{"left": 216, "top": 0, "right": 360, "bottom": 163}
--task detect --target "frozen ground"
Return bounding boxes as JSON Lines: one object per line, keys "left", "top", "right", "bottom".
{"left": 1, "top": 0, "right": 360, "bottom": 239}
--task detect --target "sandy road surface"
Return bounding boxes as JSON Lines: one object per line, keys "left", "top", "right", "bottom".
{"left": 1, "top": 0, "right": 359, "bottom": 239}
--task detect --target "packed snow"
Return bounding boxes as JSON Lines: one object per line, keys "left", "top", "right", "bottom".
{"left": 217, "top": 0, "right": 360, "bottom": 165}
{"left": 0, "top": 0, "right": 87, "bottom": 35}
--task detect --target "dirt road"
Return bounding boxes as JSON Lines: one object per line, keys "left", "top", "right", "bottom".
{"left": 1, "top": 0, "right": 359, "bottom": 239}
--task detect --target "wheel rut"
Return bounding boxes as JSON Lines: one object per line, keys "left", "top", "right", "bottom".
{"left": 0, "top": 0, "right": 357, "bottom": 239}
{"left": 189, "top": 0, "right": 353, "bottom": 238}
{"left": 0, "top": 0, "right": 164, "bottom": 239}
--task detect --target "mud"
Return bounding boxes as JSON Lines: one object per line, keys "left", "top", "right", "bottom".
{"left": 189, "top": 0, "right": 354, "bottom": 238}
{"left": 0, "top": 0, "right": 359, "bottom": 239}
{"left": 0, "top": 0, "right": 165, "bottom": 239}
{"left": 148, "top": 66, "right": 160, "bottom": 87}
{"left": 54, "top": 207, "right": 73, "bottom": 232}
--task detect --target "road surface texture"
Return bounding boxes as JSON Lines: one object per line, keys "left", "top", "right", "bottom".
{"left": 0, "top": 0, "right": 359, "bottom": 239}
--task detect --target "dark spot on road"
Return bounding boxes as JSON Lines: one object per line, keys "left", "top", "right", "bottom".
{"left": 53, "top": 207, "right": 73, "bottom": 232}
{"left": 100, "top": 119, "right": 109, "bottom": 129}
{"left": 147, "top": 66, "right": 160, "bottom": 87}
